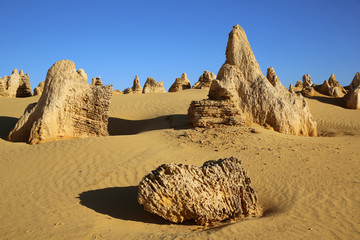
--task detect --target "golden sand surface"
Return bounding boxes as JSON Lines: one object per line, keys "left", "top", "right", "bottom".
{"left": 0, "top": 89, "right": 359, "bottom": 239}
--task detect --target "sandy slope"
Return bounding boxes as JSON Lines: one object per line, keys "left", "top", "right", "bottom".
{"left": 0, "top": 90, "right": 359, "bottom": 239}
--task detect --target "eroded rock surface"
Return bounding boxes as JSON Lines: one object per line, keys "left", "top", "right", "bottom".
{"left": 188, "top": 25, "right": 317, "bottom": 136}
{"left": 142, "top": 77, "right": 166, "bottom": 93}
{"left": 33, "top": 81, "right": 45, "bottom": 96}
{"left": 318, "top": 74, "right": 347, "bottom": 98}
{"left": 169, "top": 73, "right": 191, "bottom": 92}
{"left": 92, "top": 76, "right": 103, "bottom": 86}
{"left": 1, "top": 69, "right": 32, "bottom": 97}
{"left": 137, "top": 156, "right": 259, "bottom": 225}
{"left": 8, "top": 60, "right": 113, "bottom": 144}
{"left": 192, "top": 71, "right": 216, "bottom": 89}
{"left": 0, "top": 77, "right": 9, "bottom": 96}
{"left": 344, "top": 72, "right": 360, "bottom": 109}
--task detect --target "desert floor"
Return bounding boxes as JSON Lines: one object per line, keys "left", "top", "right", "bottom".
{"left": 0, "top": 89, "right": 359, "bottom": 239}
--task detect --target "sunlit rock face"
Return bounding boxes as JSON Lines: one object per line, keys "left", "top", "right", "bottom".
{"left": 169, "top": 73, "right": 191, "bottom": 92}
{"left": 137, "top": 157, "right": 259, "bottom": 225}
{"left": 142, "top": 77, "right": 166, "bottom": 93}
{"left": 8, "top": 60, "right": 113, "bottom": 144}
{"left": 344, "top": 72, "right": 360, "bottom": 109}
{"left": 1, "top": 69, "right": 32, "bottom": 97}
{"left": 192, "top": 71, "right": 216, "bottom": 89}
{"left": 188, "top": 25, "right": 317, "bottom": 136}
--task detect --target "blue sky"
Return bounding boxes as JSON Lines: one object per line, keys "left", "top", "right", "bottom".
{"left": 0, "top": 0, "right": 359, "bottom": 91}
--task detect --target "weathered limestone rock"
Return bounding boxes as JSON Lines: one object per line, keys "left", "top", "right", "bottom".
{"left": 302, "top": 74, "right": 313, "bottom": 88}
{"left": 124, "top": 75, "right": 143, "bottom": 94}
{"left": 318, "top": 74, "right": 347, "bottom": 98}
{"left": 92, "top": 76, "right": 103, "bottom": 86}
{"left": 142, "top": 77, "right": 166, "bottom": 93}
{"left": 131, "top": 75, "right": 143, "bottom": 94}
{"left": 1, "top": 69, "right": 32, "bottom": 97}
{"left": 169, "top": 73, "right": 191, "bottom": 92}
{"left": 0, "top": 77, "right": 9, "bottom": 96}
{"left": 137, "top": 157, "right": 259, "bottom": 225}
{"left": 33, "top": 81, "right": 45, "bottom": 96}
{"left": 188, "top": 25, "right": 317, "bottom": 136}
{"left": 187, "top": 100, "right": 244, "bottom": 127}
{"left": 8, "top": 60, "right": 113, "bottom": 144}
{"left": 300, "top": 74, "right": 316, "bottom": 97}
{"left": 301, "top": 86, "right": 315, "bottom": 97}
{"left": 192, "top": 71, "right": 216, "bottom": 89}
{"left": 289, "top": 84, "right": 295, "bottom": 93}
{"left": 295, "top": 80, "right": 303, "bottom": 88}
{"left": 344, "top": 72, "right": 360, "bottom": 109}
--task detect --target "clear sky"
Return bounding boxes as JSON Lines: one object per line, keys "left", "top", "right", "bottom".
{"left": 0, "top": 0, "right": 359, "bottom": 91}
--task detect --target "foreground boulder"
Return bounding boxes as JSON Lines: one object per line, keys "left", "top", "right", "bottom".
{"left": 137, "top": 157, "right": 259, "bottom": 225}
{"left": 1, "top": 69, "right": 32, "bottom": 97}
{"left": 33, "top": 81, "right": 45, "bottom": 96}
{"left": 168, "top": 73, "right": 191, "bottom": 92}
{"left": 8, "top": 60, "right": 113, "bottom": 144}
{"left": 192, "top": 71, "right": 216, "bottom": 89}
{"left": 318, "top": 74, "right": 347, "bottom": 98}
{"left": 344, "top": 72, "right": 360, "bottom": 109}
{"left": 142, "top": 77, "right": 166, "bottom": 93}
{"left": 188, "top": 25, "right": 317, "bottom": 136}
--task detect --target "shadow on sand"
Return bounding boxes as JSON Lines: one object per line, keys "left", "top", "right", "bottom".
{"left": 108, "top": 114, "right": 189, "bottom": 135}
{"left": 78, "top": 186, "right": 168, "bottom": 224}
{"left": 0, "top": 116, "right": 18, "bottom": 140}
{"left": 307, "top": 96, "right": 345, "bottom": 108}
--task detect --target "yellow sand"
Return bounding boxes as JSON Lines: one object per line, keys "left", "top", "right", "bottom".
{"left": 0, "top": 89, "right": 359, "bottom": 239}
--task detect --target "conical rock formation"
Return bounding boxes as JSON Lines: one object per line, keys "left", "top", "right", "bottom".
{"left": 138, "top": 157, "right": 259, "bottom": 225}
{"left": 142, "top": 77, "right": 166, "bottom": 93}
{"left": 192, "top": 71, "right": 216, "bottom": 89}
{"left": 169, "top": 73, "right": 191, "bottom": 92}
{"left": 344, "top": 72, "right": 360, "bottom": 109}
{"left": 131, "top": 75, "right": 143, "bottom": 94}
{"left": 188, "top": 25, "right": 317, "bottom": 136}
{"left": 8, "top": 60, "right": 113, "bottom": 144}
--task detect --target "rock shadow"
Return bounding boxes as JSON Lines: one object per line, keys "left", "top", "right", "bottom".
{"left": 308, "top": 96, "right": 345, "bottom": 108}
{"left": 0, "top": 116, "right": 18, "bottom": 140}
{"left": 108, "top": 114, "right": 189, "bottom": 135}
{"left": 78, "top": 186, "right": 168, "bottom": 224}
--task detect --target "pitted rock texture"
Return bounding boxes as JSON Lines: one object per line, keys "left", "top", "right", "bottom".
{"left": 137, "top": 157, "right": 259, "bottom": 225}
{"left": 318, "top": 74, "right": 347, "bottom": 98}
{"left": 143, "top": 77, "right": 166, "bottom": 93}
{"left": 344, "top": 72, "right": 360, "bottom": 109}
{"left": 1, "top": 69, "right": 32, "bottom": 97}
{"left": 188, "top": 25, "right": 317, "bottom": 136}
{"left": 8, "top": 60, "right": 113, "bottom": 144}
{"left": 192, "top": 71, "right": 216, "bottom": 89}
{"left": 33, "top": 81, "right": 45, "bottom": 96}
{"left": 188, "top": 100, "right": 244, "bottom": 127}
{"left": 92, "top": 76, "right": 103, "bottom": 86}
{"left": 169, "top": 73, "right": 191, "bottom": 92}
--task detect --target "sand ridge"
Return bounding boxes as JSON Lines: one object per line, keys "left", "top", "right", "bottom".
{"left": 0, "top": 89, "right": 359, "bottom": 239}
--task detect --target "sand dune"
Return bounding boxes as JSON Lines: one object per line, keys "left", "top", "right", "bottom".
{"left": 0, "top": 89, "right": 359, "bottom": 239}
